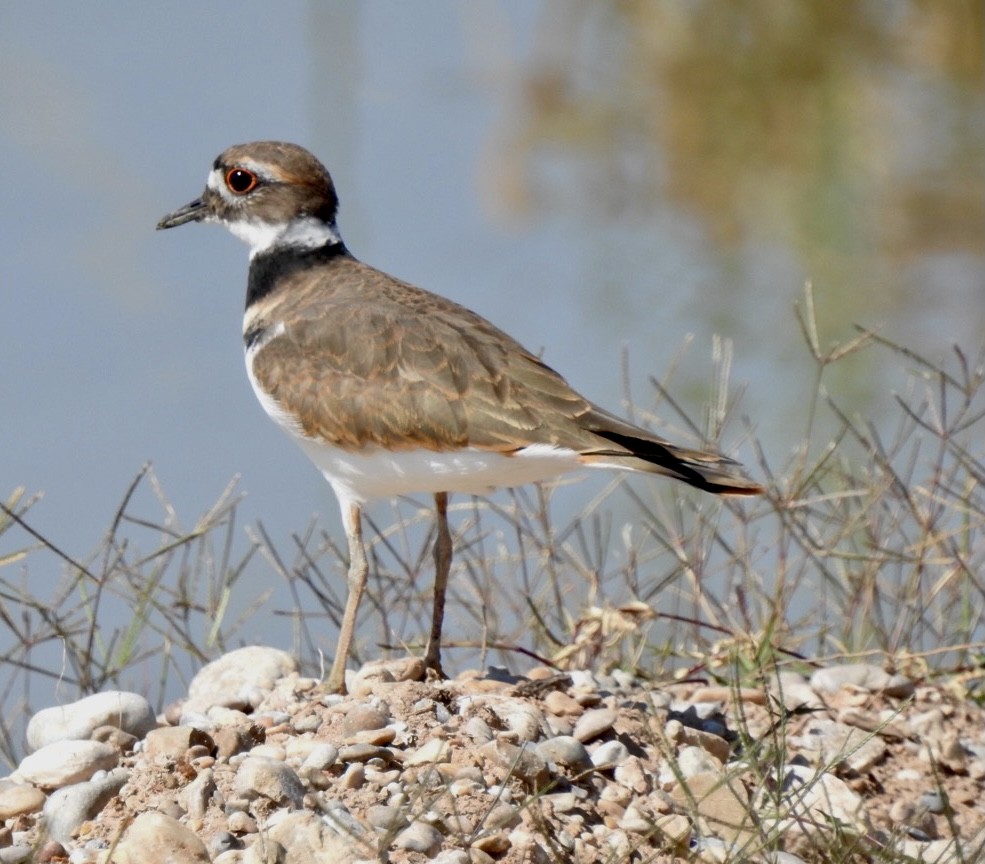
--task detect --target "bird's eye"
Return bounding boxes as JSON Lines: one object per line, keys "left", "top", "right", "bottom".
{"left": 225, "top": 168, "right": 258, "bottom": 194}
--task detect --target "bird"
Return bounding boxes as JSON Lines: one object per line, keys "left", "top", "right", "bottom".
{"left": 157, "top": 141, "right": 763, "bottom": 693}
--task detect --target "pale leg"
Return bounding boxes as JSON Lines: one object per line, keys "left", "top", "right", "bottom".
{"left": 327, "top": 501, "right": 369, "bottom": 693}
{"left": 424, "top": 491, "right": 451, "bottom": 676}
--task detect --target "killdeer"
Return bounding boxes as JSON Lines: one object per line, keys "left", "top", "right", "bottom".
{"left": 157, "top": 141, "right": 763, "bottom": 693}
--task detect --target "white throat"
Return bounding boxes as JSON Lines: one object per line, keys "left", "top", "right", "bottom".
{"left": 226, "top": 216, "right": 343, "bottom": 260}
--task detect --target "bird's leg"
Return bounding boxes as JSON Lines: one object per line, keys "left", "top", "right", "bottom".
{"left": 424, "top": 491, "right": 451, "bottom": 677}
{"left": 327, "top": 501, "right": 369, "bottom": 694}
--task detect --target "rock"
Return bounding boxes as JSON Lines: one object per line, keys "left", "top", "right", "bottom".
{"left": 143, "top": 726, "right": 215, "bottom": 761}
{"left": 590, "top": 740, "right": 630, "bottom": 770}
{"left": 292, "top": 712, "right": 322, "bottom": 733}
{"left": 449, "top": 777, "right": 482, "bottom": 797}
{"left": 896, "top": 837, "right": 974, "bottom": 863}
{"left": 614, "top": 756, "right": 650, "bottom": 793}
{"left": 250, "top": 743, "right": 286, "bottom": 761}
{"left": 810, "top": 664, "right": 913, "bottom": 698}
{"left": 791, "top": 718, "right": 887, "bottom": 773}
{"left": 210, "top": 832, "right": 241, "bottom": 856}
{"left": 0, "top": 785, "right": 45, "bottom": 819}
{"left": 485, "top": 803, "right": 521, "bottom": 829}
{"left": 655, "top": 813, "right": 691, "bottom": 847}
{"left": 921, "top": 732, "right": 968, "bottom": 773}
{"left": 16, "top": 740, "right": 117, "bottom": 789}
{"left": 433, "top": 851, "right": 470, "bottom": 864}
{"left": 463, "top": 716, "right": 494, "bottom": 744}
{"left": 91, "top": 725, "right": 139, "bottom": 753}
{"left": 212, "top": 725, "right": 264, "bottom": 761}
{"left": 568, "top": 670, "right": 602, "bottom": 692}
{"left": 345, "top": 725, "right": 395, "bottom": 746}
{"left": 234, "top": 756, "right": 304, "bottom": 809}
{"left": 341, "top": 704, "right": 388, "bottom": 736}
{"left": 677, "top": 745, "right": 723, "bottom": 777}
{"left": 489, "top": 699, "right": 545, "bottom": 742}
{"left": 572, "top": 707, "right": 617, "bottom": 743}
{"left": 543, "top": 792, "right": 579, "bottom": 813}
{"left": 0, "top": 846, "right": 32, "bottom": 864}
{"left": 108, "top": 811, "right": 211, "bottom": 864}
{"left": 300, "top": 743, "right": 339, "bottom": 771}
{"left": 320, "top": 800, "right": 367, "bottom": 838}
{"left": 266, "top": 810, "right": 366, "bottom": 863}
{"left": 543, "top": 690, "right": 583, "bottom": 717}
{"left": 888, "top": 798, "right": 937, "bottom": 836}
{"left": 671, "top": 771, "right": 754, "bottom": 846}
{"left": 184, "top": 646, "right": 298, "bottom": 715}
{"left": 366, "top": 804, "right": 408, "bottom": 831}
{"left": 836, "top": 707, "right": 910, "bottom": 740}
{"left": 182, "top": 768, "right": 216, "bottom": 821}
{"left": 605, "top": 828, "right": 632, "bottom": 859}
{"left": 693, "top": 686, "right": 762, "bottom": 704}
{"left": 227, "top": 811, "right": 257, "bottom": 834}
{"left": 394, "top": 821, "right": 443, "bottom": 855}
{"left": 763, "top": 764, "right": 866, "bottom": 848}
{"left": 920, "top": 790, "right": 946, "bottom": 814}
{"left": 619, "top": 799, "right": 653, "bottom": 833}
{"left": 471, "top": 831, "right": 509, "bottom": 854}
{"left": 910, "top": 708, "right": 946, "bottom": 740}
{"left": 285, "top": 737, "right": 327, "bottom": 761}
{"left": 480, "top": 741, "right": 550, "bottom": 789}
{"left": 243, "top": 837, "right": 284, "bottom": 864}
{"left": 536, "top": 736, "right": 592, "bottom": 772}
{"left": 26, "top": 691, "right": 156, "bottom": 751}
{"left": 41, "top": 767, "right": 128, "bottom": 844}
{"left": 208, "top": 705, "right": 255, "bottom": 726}
{"left": 350, "top": 657, "right": 425, "bottom": 695}
{"left": 338, "top": 743, "right": 387, "bottom": 763}
{"left": 692, "top": 835, "right": 735, "bottom": 861}
{"left": 340, "top": 763, "right": 364, "bottom": 789}
{"left": 405, "top": 737, "right": 450, "bottom": 766}
{"left": 600, "top": 783, "right": 631, "bottom": 808}
{"left": 32, "top": 841, "right": 66, "bottom": 864}
{"left": 678, "top": 725, "right": 731, "bottom": 763}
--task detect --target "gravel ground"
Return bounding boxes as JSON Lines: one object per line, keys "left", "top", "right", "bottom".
{"left": 5, "top": 648, "right": 985, "bottom": 863}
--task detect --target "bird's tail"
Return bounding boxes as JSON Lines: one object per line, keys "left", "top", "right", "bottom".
{"left": 579, "top": 411, "right": 764, "bottom": 496}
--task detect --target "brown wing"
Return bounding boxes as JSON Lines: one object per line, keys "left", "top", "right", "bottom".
{"left": 249, "top": 256, "right": 762, "bottom": 495}
{"left": 249, "top": 260, "right": 593, "bottom": 451}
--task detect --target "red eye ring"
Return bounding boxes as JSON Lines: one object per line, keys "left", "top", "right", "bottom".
{"left": 225, "top": 168, "right": 258, "bottom": 195}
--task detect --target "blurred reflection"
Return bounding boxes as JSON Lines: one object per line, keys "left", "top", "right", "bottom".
{"left": 487, "top": 0, "right": 983, "bottom": 347}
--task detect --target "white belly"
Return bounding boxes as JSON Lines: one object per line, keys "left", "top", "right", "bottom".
{"left": 296, "top": 437, "right": 584, "bottom": 504}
